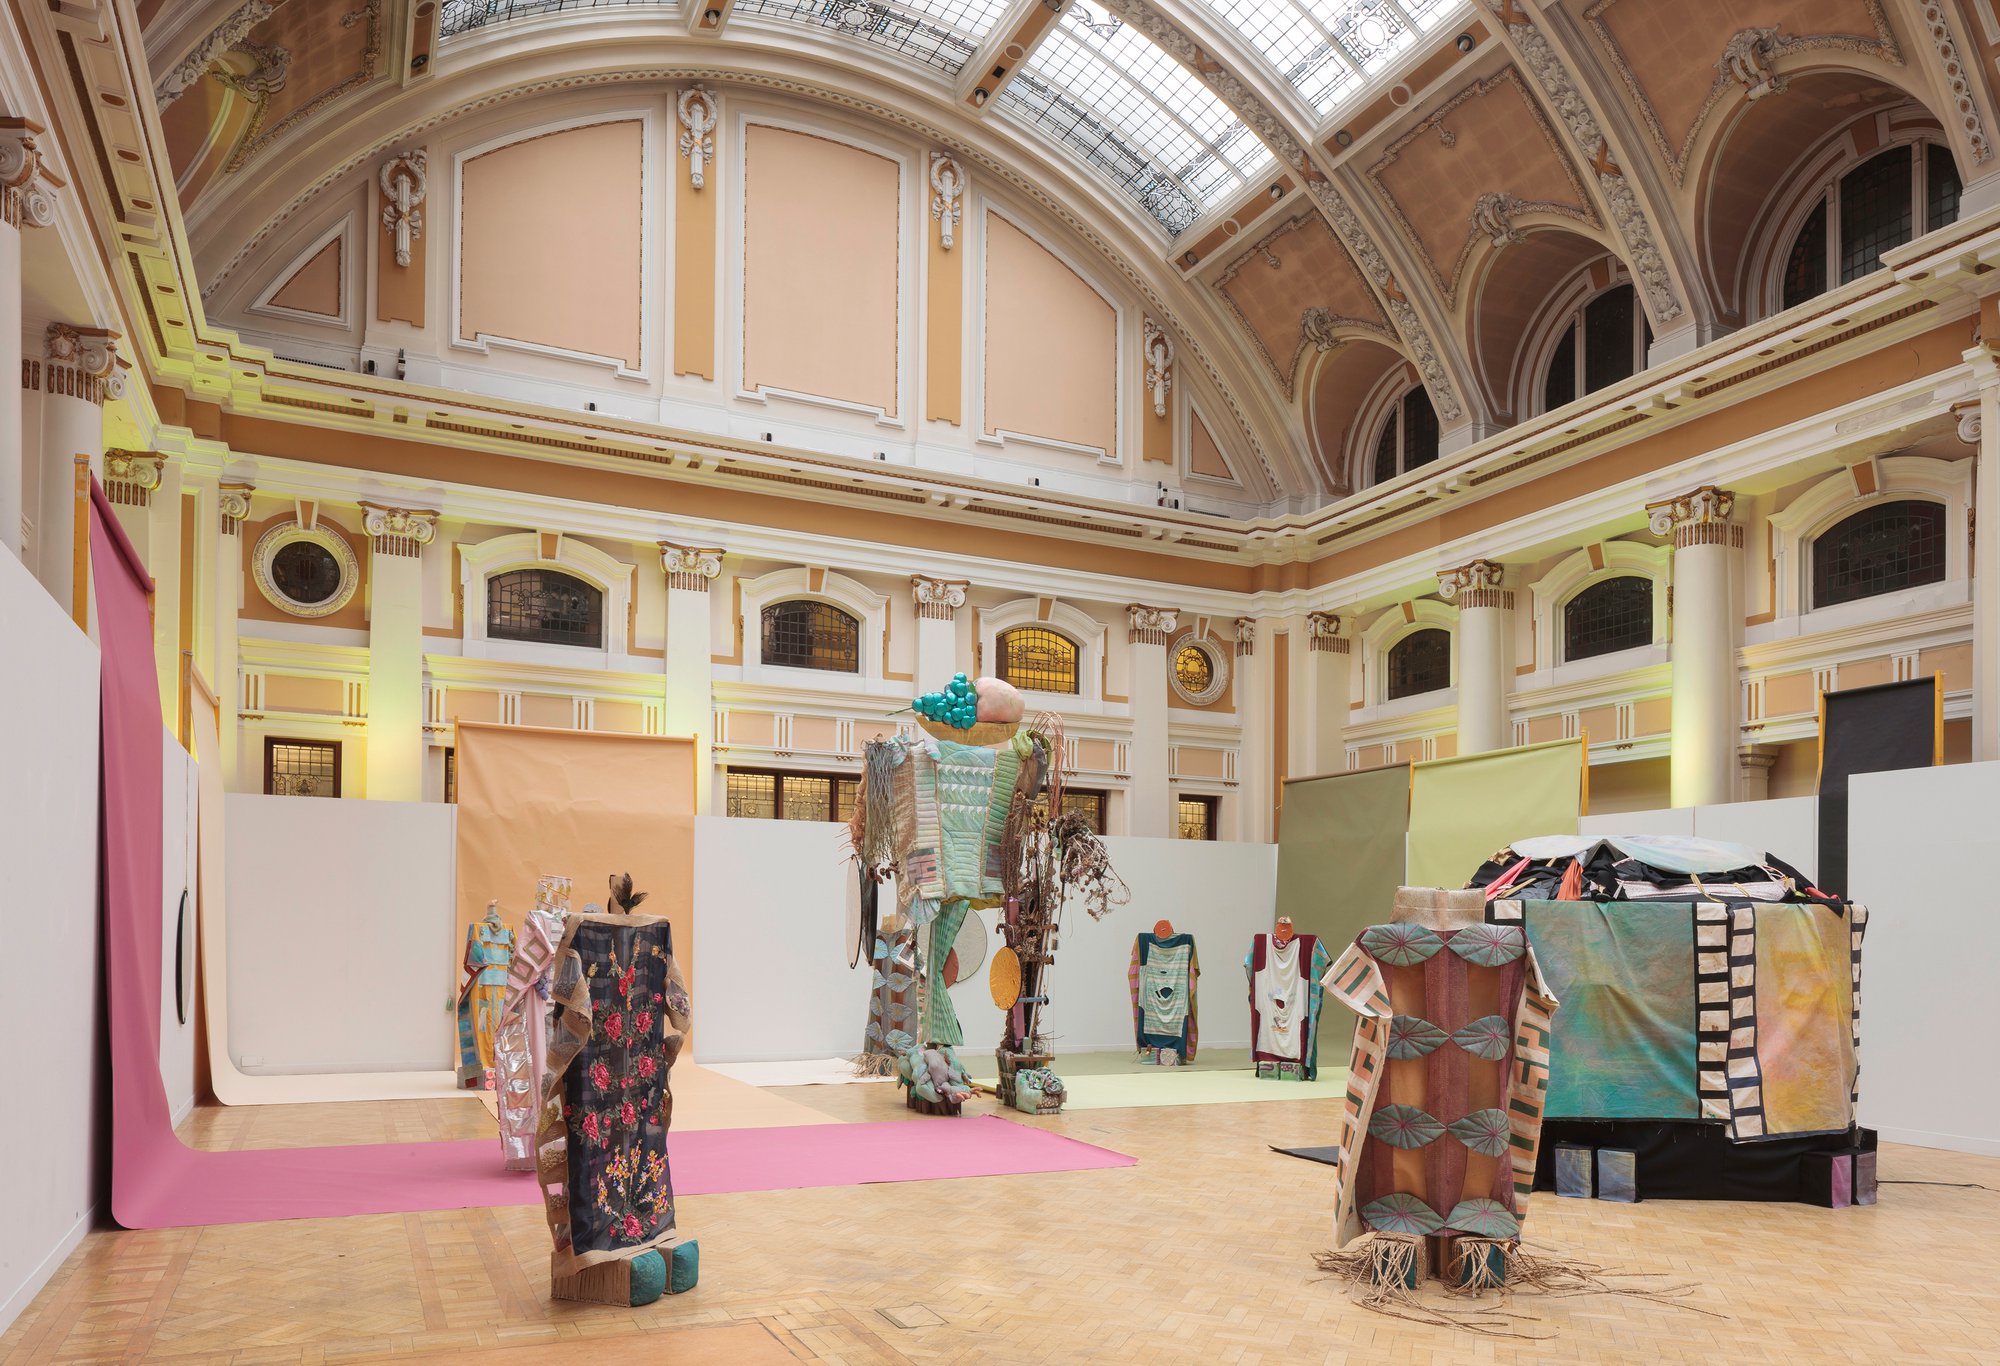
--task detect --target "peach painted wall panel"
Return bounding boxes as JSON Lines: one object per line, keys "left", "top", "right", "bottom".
{"left": 459, "top": 120, "right": 645, "bottom": 368}
{"left": 1176, "top": 747, "right": 1226, "bottom": 779}
{"left": 1920, "top": 643, "right": 1972, "bottom": 692}
{"left": 1434, "top": 732, "right": 1457, "bottom": 760}
{"left": 1189, "top": 412, "right": 1232, "bottom": 481}
{"left": 855, "top": 721, "right": 900, "bottom": 746}
{"left": 520, "top": 694, "right": 574, "bottom": 729}
{"left": 984, "top": 214, "right": 1117, "bottom": 456}
{"left": 595, "top": 700, "right": 646, "bottom": 734}
{"left": 1840, "top": 656, "right": 1892, "bottom": 690}
{"left": 1527, "top": 714, "right": 1565, "bottom": 745}
{"left": 446, "top": 689, "right": 499, "bottom": 724}
{"left": 269, "top": 238, "right": 343, "bottom": 318}
{"left": 1577, "top": 706, "right": 1619, "bottom": 745}
{"left": 262, "top": 675, "right": 344, "bottom": 714}
{"left": 1632, "top": 696, "right": 1672, "bottom": 736}
{"left": 1763, "top": 671, "right": 1815, "bottom": 717}
{"left": 742, "top": 126, "right": 900, "bottom": 415}
{"left": 1076, "top": 738, "right": 1120, "bottom": 771}
{"left": 790, "top": 715, "right": 839, "bottom": 752}
{"left": 728, "top": 712, "right": 776, "bottom": 747}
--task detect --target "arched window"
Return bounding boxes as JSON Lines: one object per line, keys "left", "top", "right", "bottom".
{"left": 760, "top": 600, "right": 860, "bottom": 672}
{"left": 1540, "top": 282, "right": 1650, "bottom": 412}
{"left": 1778, "top": 141, "right": 1960, "bottom": 311}
{"left": 1563, "top": 576, "right": 1653, "bottom": 662}
{"left": 1385, "top": 628, "right": 1451, "bottom": 701}
{"left": 996, "top": 626, "right": 1079, "bottom": 694}
{"left": 487, "top": 568, "right": 604, "bottom": 648}
{"left": 1810, "top": 500, "right": 1947, "bottom": 609}
{"left": 1367, "top": 383, "right": 1440, "bottom": 487}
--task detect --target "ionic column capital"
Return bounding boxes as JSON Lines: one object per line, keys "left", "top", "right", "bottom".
{"left": 1437, "top": 559, "right": 1513, "bottom": 610}
{"left": 1305, "top": 610, "right": 1350, "bottom": 653}
{"left": 1127, "top": 603, "right": 1179, "bottom": 645}
{"left": 911, "top": 573, "right": 967, "bottom": 619}
{"left": 660, "top": 541, "right": 724, "bottom": 591}
{"left": 361, "top": 502, "right": 439, "bottom": 557}
{"left": 1233, "top": 616, "right": 1257, "bottom": 656}
{"left": 1647, "top": 485, "right": 1743, "bottom": 549}
{"left": 104, "top": 451, "right": 166, "bottom": 507}
{"left": 0, "top": 117, "right": 57, "bottom": 230}
{"left": 40, "top": 323, "right": 125, "bottom": 404}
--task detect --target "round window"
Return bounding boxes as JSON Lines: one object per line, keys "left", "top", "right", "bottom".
{"left": 1167, "top": 632, "right": 1229, "bottom": 706}
{"left": 270, "top": 540, "right": 342, "bottom": 606}
{"left": 252, "top": 519, "right": 360, "bottom": 618}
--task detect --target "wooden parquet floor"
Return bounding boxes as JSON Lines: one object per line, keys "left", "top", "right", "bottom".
{"left": 5, "top": 1082, "right": 1999, "bottom": 1365}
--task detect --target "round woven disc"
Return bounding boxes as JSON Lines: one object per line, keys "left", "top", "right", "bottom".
{"left": 989, "top": 945, "right": 1022, "bottom": 1009}
{"left": 944, "top": 914, "right": 987, "bottom": 986}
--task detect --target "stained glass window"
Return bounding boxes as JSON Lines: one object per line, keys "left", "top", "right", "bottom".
{"left": 761, "top": 600, "right": 861, "bottom": 672}
{"left": 265, "top": 738, "right": 340, "bottom": 798}
{"left": 997, "top": 626, "right": 1080, "bottom": 694}
{"left": 488, "top": 569, "right": 604, "bottom": 648}
{"left": 725, "top": 768, "right": 860, "bottom": 820}
{"left": 1385, "top": 627, "right": 1450, "bottom": 700}
{"left": 1563, "top": 575, "right": 1652, "bottom": 662}
{"left": 1811, "top": 500, "right": 1946, "bottom": 609}
{"left": 1176, "top": 794, "right": 1218, "bottom": 840}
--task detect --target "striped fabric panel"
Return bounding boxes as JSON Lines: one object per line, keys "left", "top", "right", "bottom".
{"left": 1694, "top": 901, "right": 1733, "bottom": 1122}
{"left": 1848, "top": 903, "right": 1869, "bottom": 1105}
{"left": 1506, "top": 945, "right": 1557, "bottom": 1219}
{"left": 1724, "top": 905, "right": 1765, "bottom": 1141}
{"left": 1322, "top": 942, "right": 1391, "bottom": 1248}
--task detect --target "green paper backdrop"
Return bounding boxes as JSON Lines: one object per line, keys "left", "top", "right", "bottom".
{"left": 1406, "top": 738, "right": 1586, "bottom": 889}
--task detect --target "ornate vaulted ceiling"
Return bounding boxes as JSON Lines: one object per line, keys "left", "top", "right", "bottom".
{"left": 131, "top": 0, "right": 2000, "bottom": 511}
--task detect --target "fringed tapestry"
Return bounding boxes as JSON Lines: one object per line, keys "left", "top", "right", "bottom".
{"left": 1246, "top": 933, "right": 1330, "bottom": 1079}
{"left": 494, "top": 907, "right": 565, "bottom": 1170}
{"left": 1488, "top": 898, "right": 1867, "bottom": 1140}
{"left": 456, "top": 906, "right": 514, "bottom": 1088}
{"left": 537, "top": 912, "right": 691, "bottom": 1279}
{"left": 1321, "top": 923, "right": 1559, "bottom": 1252}
{"left": 1130, "top": 932, "right": 1198, "bottom": 1060}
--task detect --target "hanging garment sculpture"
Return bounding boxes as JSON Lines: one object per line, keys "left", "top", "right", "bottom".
{"left": 457, "top": 901, "right": 515, "bottom": 1088}
{"left": 1246, "top": 919, "right": 1330, "bottom": 1080}
{"left": 493, "top": 877, "right": 570, "bottom": 1169}
{"left": 1131, "top": 922, "right": 1198, "bottom": 1064}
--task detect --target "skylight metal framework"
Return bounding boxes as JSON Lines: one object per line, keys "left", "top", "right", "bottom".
{"left": 999, "top": 6, "right": 1267, "bottom": 236}
{"left": 439, "top": 0, "right": 675, "bottom": 40}
{"left": 1191, "top": 0, "right": 1463, "bottom": 119}
{"left": 733, "top": 0, "right": 1014, "bottom": 75}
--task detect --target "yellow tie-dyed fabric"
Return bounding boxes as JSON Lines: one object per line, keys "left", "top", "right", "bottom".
{"left": 1752, "top": 905, "right": 1856, "bottom": 1137}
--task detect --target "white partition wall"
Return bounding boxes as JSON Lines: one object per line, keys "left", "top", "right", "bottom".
{"left": 1850, "top": 762, "right": 2000, "bottom": 1155}
{"left": 0, "top": 552, "right": 103, "bottom": 1329}
{"left": 223, "top": 794, "right": 458, "bottom": 1073}
{"left": 160, "top": 731, "right": 199, "bottom": 1124}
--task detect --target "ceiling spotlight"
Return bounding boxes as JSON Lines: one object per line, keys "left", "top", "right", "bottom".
{"left": 1455, "top": 31, "right": 1475, "bottom": 53}
{"left": 1334, "top": 129, "right": 1353, "bottom": 147}
{"left": 1182, "top": 250, "right": 1199, "bottom": 267}
{"left": 1267, "top": 182, "right": 1283, "bottom": 199}
{"left": 703, "top": 6, "right": 720, "bottom": 22}
{"left": 971, "top": 87, "right": 990, "bottom": 105}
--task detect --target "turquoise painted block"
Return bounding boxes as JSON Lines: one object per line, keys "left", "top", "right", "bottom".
{"left": 669, "top": 1239, "right": 700, "bottom": 1295}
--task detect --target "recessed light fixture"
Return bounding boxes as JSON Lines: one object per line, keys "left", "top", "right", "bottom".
{"left": 1334, "top": 129, "right": 1353, "bottom": 148}
{"left": 1267, "top": 183, "right": 1283, "bottom": 199}
{"left": 1455, "top": 32, "right": 1476, "bottom": 53}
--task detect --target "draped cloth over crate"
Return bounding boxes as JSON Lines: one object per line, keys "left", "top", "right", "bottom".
{"left": 537, "top": 912, "right": 692, "bottom": 1280}
{"left": 457, "top": 906, "right": 515, "bottom": 1087}
{"left": 1246, "top": 933, "right": 1331, "bottom": 1078}
{"left": 494, "top": 907, "right": 566, "bottom": 1170}
{"left": 1321, "top": 923, "right": 1559, "bottom": 1249}
{"left": 1130, "top": 933, "right": 1199, "bottom": 1060}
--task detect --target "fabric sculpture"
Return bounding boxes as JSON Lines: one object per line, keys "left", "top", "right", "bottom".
{"left": 457, "top": 903, "right": 515, "bottom": 1088}
{"left": 537, "top": 910, "right": 692, "bottom": 1304}
{"left": 1130, "top": 932, "right": 1199, "bottom": 1062}
{"left": 1246, "top": 932, "right": 1331, "bottom": 1079}
{"left": 1490, "top": 896, "right": 1867, "bottom": 1140}
{"left": 494, "top": 906, "right": 566, "bottom": 1169}
{"left": 1322, "top": 920, "right": 1560, "bottom": 1254}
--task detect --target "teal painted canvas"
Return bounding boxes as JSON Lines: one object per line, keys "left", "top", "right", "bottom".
{"left": 1519, "top": 902, "right": 1700, "bottom": 1120}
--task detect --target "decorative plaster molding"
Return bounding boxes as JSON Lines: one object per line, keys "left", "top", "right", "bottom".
{"left": 217, "top": 483, "right": 256, "bottom": 532}
{"left": 41, "top": 324, "right": 124, "bottom": 404}
{"left": 252, "top": 517, "right": 361, "bottom": 617}
{"left": 929, "top": 153, "right": 963, "bottom": 250}
{"left": 1298, "top": 306, "right": 1344, "bottom": 355}
{"left": 1919, "top": 2, "right": 1992, "bottom": 164}
{"left": 1209, "top": 211, "right": 1394, "bottom": 399}
{"left": 360, "top": 502, "right": 439, "bottom": 556}
{"left": 103, "top": 451, "right": 166, "bottom": 507}
{"left": 1647, "top": 485, "right": 1743, "bottom": 549}
{"left": 910, "top": 573, "right": 967, "bottom": 619}
{"left": 1437, "top": 559, "right": 1514, "bottom": 610}
{"left": 1143, "top": 317, "right": 1174, "bottom": 418}
{"left": 1717, "top": 27, "right": 1786, "bottom": 101}
{"left": 1166, "top": 626, "right": 1230, "bottom": 704}
{"left": 155, "top": 0, "right": 276, "bottom": 109}
{"left": 378, "top": 150, "right": 426, "bottom": 269}
{"left": 661, "top": 541, "right": 725, "bottom": 590}
{"left": 213, "top": 40, "right": 293, "bottom": 102}
{"left": 1127, "top": 602, "right": 1179, "bottom": 644}
{"left": 1471, "top": 191, "right": 1525, "bottom": 249}
{"left": 678, "top": 87, "right": 717, "bottom": 189}
{"left": 0, "top": 118, "right": 58, "bottom": 231}
{"left": 225, "top": 2, "right": 383, "bottom": 174}
{"left": 1305, "top": 609, "right": 1349, "bottom": 653}
{"left": 1234, "top": 615, "right": 1256, "bottom": 656}
{"left": 1956, "top": 405, "right": 1981, "bottom": 444}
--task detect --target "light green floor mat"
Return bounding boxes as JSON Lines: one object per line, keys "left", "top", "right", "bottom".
{"left": 971, "top": 1049, "right": 1347, "bottom": 1109}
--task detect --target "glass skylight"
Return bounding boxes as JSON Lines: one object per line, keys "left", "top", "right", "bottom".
{"left": 999, "top": 5, "right": 1267, "bottom": 236}
{"left": 1192, "top": 0, "right": 1464, "bottom": 118}
{"left": 733, "top": 0, "right": 1014, "bottom": 75}
{"left": 439, "top": 0, "right": 675, "bottom": 41}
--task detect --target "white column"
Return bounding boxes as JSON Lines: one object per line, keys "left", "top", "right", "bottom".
{"left": 214, "top": 484, "right": 251, "bottom": 789}
{"left": 361, "top": 504, "right": 438, "bottom": 801}
{"left": 1301, "top": 610, "right": 1352, "bottom": 777}
{"left": 910, "top": 574, "right": 967, "bottom": 690}
{"left": 1126, "top": 604, "right": 1177, "bottom": 838}
{"left": 0, "top": 119, "right": 54, "bottom": 561}
{"left": 1439, "top": 560, "right": 1514, "bottom": 755}
{"left": 1969, "top": 395, "right": 2000, "bottom": 761}
{"left": 660, "top": 543, "right": 723, "bottom": 813}
{"left": 1651, "top": 486, "right": 1742, "bottom": 806}
{"left": 33, "top": 324, "right": 121, "bottom": 617}
{"left": 1232, "top": 617, "right": 1273, "bottom": 842}
{"left": 104, "top": 452, "right": 178, "bottom": 715}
